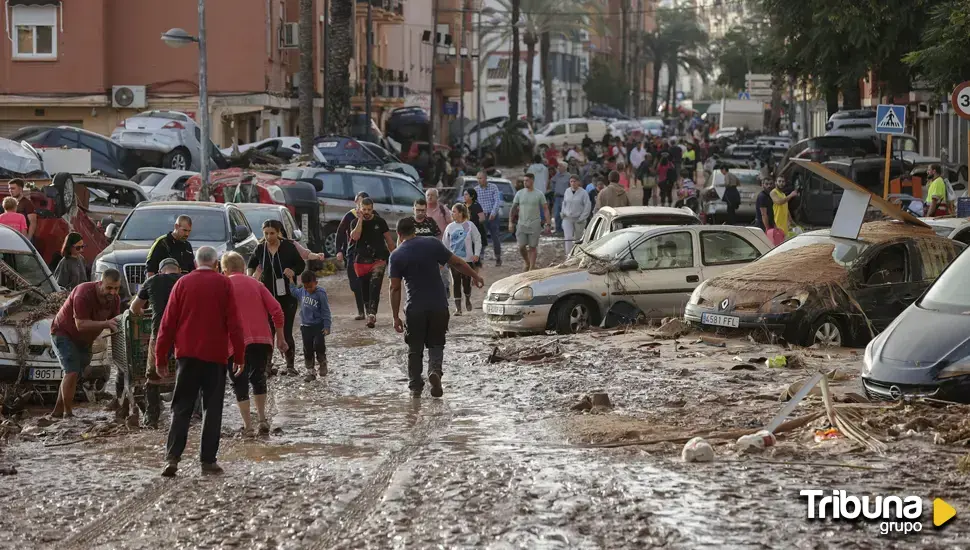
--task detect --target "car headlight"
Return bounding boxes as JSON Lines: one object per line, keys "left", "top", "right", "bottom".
{"left": 938, "top": 358, "right": 970, "bottom": 379}
{"left": 94, "top": 260, "right": 112, "bottom": 277}
{"left": 0, "top": 332, "right": 9, "bottom": 353}
{"left": 512, "top": 286, "right": 534, "bottom": 301}
{"left": 768, "top": 290, "right": 809, "bottom": 312}
{"left": 863, "top": 340, "right": 874, "bottom": 374}
{"left": 688, "top": 283, "right": 706, "bottom": 305}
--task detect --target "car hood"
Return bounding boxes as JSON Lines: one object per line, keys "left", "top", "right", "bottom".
{"left": 871, "top": 305, "right": 970, "bottom": 364}
{"left": 97, "top": 240, "right": 227, "bottom": 265}
{"left": 489, "top": 266, "right": 590, "bottom": 296}
{"left": 0, "top": 318, "right": 54, "bottom": 346}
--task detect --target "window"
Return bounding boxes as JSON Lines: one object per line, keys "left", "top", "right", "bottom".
{"left": 172, "top": 176, "right": 191, "bottom": 192}
{"left": 585, "top": 216, "right": 603, "bottom": 242}
{"left": 632, "top": 232, "right": 694, "bottom": 269}
{"left": 228, "top": 208, "right": 249, "bottom": 235}
{"left": 547, "top": 124, "right": 566, "bottom": 136}
{"left": 132, "top": 172, "right": 164, "bottom": 187}
{"left": 86, "top": 183, "right": 141, "bottom": 209}
{"left": 79, "top": 133, "right": 112, "bottom": 160}
{"left": 281, "top": 211, "right": 296, "bottom": 239}
{"left": 389, "top": 178, "right": 424, "bottom": 206}
{"left": 3, "top": 252, "right": 56, "bottom": 294}
{"left": 120, "top": 209, "right": 228, "bottom": 242}
{"left": 863, "top": 244, "right": 908, "bottom": 286}
{"left": 304, "top": 171, "right": 348, "bottom": 200}
{"left": 918, "top": 240, "right": 958, "bottom": 280}
{"left": 12, "top": 5, "right": 57, "bottom": 59}
{"left": 570, "top": 123, "right": 589, "bottom": 134}
{"left": 350, "top": 174, "right": 390, "bottom": 204}
{"left": 50, "top": 130, "right": 78, "bottom": 148}
{"left": 700, "top": 231, "right": 761, "bottom": 265}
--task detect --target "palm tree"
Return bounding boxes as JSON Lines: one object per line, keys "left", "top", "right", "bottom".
{"left": 643, "top": 7, "right": 708, "bottom": 116}
{"left": 324, "top": 0, "right": 353, "bottom": 134}
{"left": 298, "top": 0, "right": 315, "bottom": 152}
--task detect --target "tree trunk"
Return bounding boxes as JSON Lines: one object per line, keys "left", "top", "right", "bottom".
{"left": 667, "top": 62, "right": 677, "bottom": 116}
{"left": 650, "top": 57, "right": 662, "bottom": 115}
{"left": 524, "top": 34, "right": 536, "bottom": 123}
{"left": 768, "top": 73, "right": 783, "bottom": 133}
{"left": 823, "top": 81, "right": 839, "bottom": 118}
{"left": 325, "top": 0, "right": 353, "bottom": 134}
{"left": 841, "top": 78, "right": 862, "bottom": 110}
{"left": 508, "top": 0, "right": 521, "bottom": 121}
{"left": 298, "top": 0, "right": 315, "bottom": 153}
{"left": 620, "top": 1, "right": 629, "bottom": 96}
{"left": 540, "top": 31, "right": 552, "bottom": 124}
{"left": 632, "top": 33, "right": 641, "bottom": 117}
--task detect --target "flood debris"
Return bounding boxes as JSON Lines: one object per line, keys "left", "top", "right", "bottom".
{"left": 487, "top": 340, "right": 563, "bottom": 363}
{"left": 571, "top": 392, "right": 613, "bottom": 412}
{"left": 652, "top": 318, "right": 691, "bottom": 339}
{"left": 736, "top": 431, "right": 777, "bottom": 452}
{"left": 682, "top": 437, "right": 715, "bottom": 462}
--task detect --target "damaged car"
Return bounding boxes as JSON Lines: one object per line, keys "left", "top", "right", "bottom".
{"left": 0, "top": 225, "right": 110, "bottom": 409}
{"left": 484, "top": 225, "right": 773, "bottom": 334}
{"left": 861, "top": 244, "right": 970, "bottom": 402}
{"left": 684, "top": 222, "right": 963, "bottom": 347}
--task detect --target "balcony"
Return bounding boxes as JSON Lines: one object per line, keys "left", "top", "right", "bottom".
{"left": 355, "top": 0, "right": 405, "bottom": 23}
{"left": 351, "top": 66, "right": 408, "bottom": 108}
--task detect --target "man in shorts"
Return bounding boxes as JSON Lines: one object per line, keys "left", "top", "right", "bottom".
{"left": 509, "top": 173, "right": 551, "bottom": 272}
{"left": 50, "top": 270, "right": 122, "bottom": 418}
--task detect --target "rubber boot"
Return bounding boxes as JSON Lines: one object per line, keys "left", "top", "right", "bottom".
{"left": 454, "top": 299, "right": 462, "bottom": 316}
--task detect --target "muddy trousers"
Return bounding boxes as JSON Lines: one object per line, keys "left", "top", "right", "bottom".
{"left": 450, "top": 267, "right": 471, "bottom": 299}
{"left": 165, "top": 358, "right": 226, "bottom": 465}
{"left": 404, "top": 309, "right": 450, "bottom": 392}
{"left": 227, "top": 344, "right": 270, "bottom": 402}
{"left": 300, "top": 324, "right": 327, "bottom": 371}
{"left": 271, "top": 295, "right": 297, "bottom": 370}
{"left": 358, "top": 265, "right": 386, "bottom": 316}
{"left": 346, "top": 253, "right": 365, "bottom": 316}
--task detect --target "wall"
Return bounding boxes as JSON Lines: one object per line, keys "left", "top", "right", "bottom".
{"left": 388, "top": 0, "right": 432, "bottom": 105}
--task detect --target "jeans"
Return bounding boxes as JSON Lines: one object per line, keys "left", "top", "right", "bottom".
{"left": 562, "top": 218, "right": 587, "bottom": 256}
{"left": 272, "top": 295, "right": 297, "bottom": 369}
{"left": 484, "top": 216, "right": 502, "bottom": 261}
{"left": 346, "top": 253, "right": 365, "bottom": 315}
{"left": 404, "top": 309, "right": 450, "bottom": 392}
{"left": 300, "top": 323, "right": 328, "bottom": 370}
{"left": 227, "top": 344, "right": 270, "bottom": 402}
{"left": 165, "top": 357, "right": 226, "bottom": 464}
{"left": 553, "top": 195, "right": 564, "bottom": 232}
{"left": 358, "top": 263, "right": 386, "bottom": 316}
{"left": 450, "top": 267, "right": 471, "bottom": 299}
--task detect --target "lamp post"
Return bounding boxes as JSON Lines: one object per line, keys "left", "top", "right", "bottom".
{"left": 162, "top": 2, "right": 210, "bottom": 200}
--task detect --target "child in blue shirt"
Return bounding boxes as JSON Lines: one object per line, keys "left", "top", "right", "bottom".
{"left": 290, "top": 270, "right": 332, "bottom": 381}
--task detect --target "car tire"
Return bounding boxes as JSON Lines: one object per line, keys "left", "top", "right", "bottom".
{"left": 808, "top": 315, "right": 844, "bottom": 347}
{"left": 553, "top": 296, "right": 595, "bottom": 335}
{"left": 321, "top": 222, "right": 340, "bottom": 258}
{"left": 164, "top": 148, "right": 192, "bottom": 171}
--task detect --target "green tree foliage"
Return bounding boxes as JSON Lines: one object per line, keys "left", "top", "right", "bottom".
{"left": 583, "top": 57, "right": 629, "bottom": 110}
{"left": 903, "top": 0, "right": 970, "bottom": 92}
{"left": 642, "top": 7, "right": 708, "bottom": 114}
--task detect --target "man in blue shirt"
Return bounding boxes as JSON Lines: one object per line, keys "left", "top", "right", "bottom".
{"left": 290, "top": 270, "right": 332, "bottom": 382}
{"left": 474, "top": 170, "right": 504, "bottom": 266}
{"left": 389, "top": 218, "right": 483, "bottom": 398}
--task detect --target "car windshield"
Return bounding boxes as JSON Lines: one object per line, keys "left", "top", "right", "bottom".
{"left": 119, "top": 209, "right": 227, "bottom": 242}
{"left": 920, "top": 249, "right": 970, "bottom": 313}
{"left": 642, "top": 120, "right": 663, "bottom": 129}
{"left": 314, "top": 139, "right": 381, "bottom": 166}
{"left": 575, "top": 230, "right": 642, "bottom": 260}
{"left": 240, "top": 209, "right": 279, "bottom": 233}
{"left": 761, "top": 234, "right": 869, "bottom": 266}
{"left": 1, "top": 251, "right": 56, "bottom": 294}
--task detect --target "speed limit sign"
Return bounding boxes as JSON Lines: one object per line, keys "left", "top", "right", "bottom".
{"left": 952, "top": 81, "right": 970, "bottom": 120}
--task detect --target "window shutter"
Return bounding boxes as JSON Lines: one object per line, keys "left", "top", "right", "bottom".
{"left": 12, "top": 5, "right": 57, "bottom": 26}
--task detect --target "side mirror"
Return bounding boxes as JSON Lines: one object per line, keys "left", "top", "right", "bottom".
{"left": 292, "top": 229, "right": 304, "bottom": 241}
{"left": 617, "top": 258, "right": 639, "bottom": 272}
{"left": 105, "top": 223, "right": 119, "bottom": 240}
{"left": 233, "top": 224, "right": 252, "bottom": 243}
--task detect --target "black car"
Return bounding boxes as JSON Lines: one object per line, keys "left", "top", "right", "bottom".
{"left": 785, "top": 158, "right": 907, "bottom": 226}
{"left": 862, "top": 245, "right": 970, "bottom": 402}
{"left": 8, "top": 126, "right": 139, "bottom": 178}
{"left": 684, "top": 222, "right": 964, "bottom": 347}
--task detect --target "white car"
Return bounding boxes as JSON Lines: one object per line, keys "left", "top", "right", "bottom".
{"left": 221, "top": 137, "right": 303, "bottom": 160}
{"left": 130, "top": 167, "right": 198, "bottom": 201}
{"left": 73, "top": 175, "right": 149, "bottom": 226}
{"left": 920, "top": 217, "right": 970, "bottom": 245}
{"left": 112, "top": 110, "right": 228, "bottom": 171}
{"left": 483, "top": 224, "right": 773, "bottom": 334}
{"left": 534, "top": 118, "right": 608, "bottom": 153}
{"left": 0, "top": 225, "right": 110, "bottom": 402}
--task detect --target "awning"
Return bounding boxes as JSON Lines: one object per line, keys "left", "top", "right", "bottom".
{"left": 8, "top": 0, "right": 61, "bottom": 5}
{"left": 218, "top": 105, "right": 264, "bottom": 116}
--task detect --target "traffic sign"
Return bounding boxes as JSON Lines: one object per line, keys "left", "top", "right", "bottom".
{"left": 738, "top": 91, "right": 750, "bottom": 100}
{"left": 951, "top": 81, "right": 970, "bottom": 120}
{"left": 875, "top": 104, "right": 906, "bottom": 135}
{"left": 443, "top": 101, "right": 458, "bottom": 115}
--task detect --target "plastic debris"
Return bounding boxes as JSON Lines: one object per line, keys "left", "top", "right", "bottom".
{"left": 814, "top": 428, "right": 844, "bottom": 442}
{"left": 767, "top": 355, "right": 787, "bottom": 369}
{"left": 737, "top": 430, "right": 777, "bottom": 452}
{"left": 682, "top": 437, "right": 715, "bottom": 462}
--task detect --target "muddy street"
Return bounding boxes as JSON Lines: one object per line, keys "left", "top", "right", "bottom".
{"left": 0, "top": 240, "right": 968, "bottom": 549}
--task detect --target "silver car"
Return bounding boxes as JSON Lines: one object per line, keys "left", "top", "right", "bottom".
{"left": 483, "top": 225, "right": 773, "bottom": 334}
{"left": 74, "top": 175, "right": 149, "bottom": 227}
{"left": 112, "top": 110, "right": 227, "bottom": 171}
{"left": 130, "top": 167, "right": 198, "bottom": 201}
{"left": 702, "top": 168, "right": 762, "bottom": 221}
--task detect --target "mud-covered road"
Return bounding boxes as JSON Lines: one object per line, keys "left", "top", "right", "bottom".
{"left": 1, "top": 239, "right": 969, "bottom": 549}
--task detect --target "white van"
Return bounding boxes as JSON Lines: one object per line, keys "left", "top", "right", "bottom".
{"left": 534, "top": 118, "right": 608, "bottom": 152}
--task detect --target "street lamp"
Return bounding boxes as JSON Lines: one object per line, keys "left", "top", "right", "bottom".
{"left": 161, "top": 1, "right": 210, "bottom": 200}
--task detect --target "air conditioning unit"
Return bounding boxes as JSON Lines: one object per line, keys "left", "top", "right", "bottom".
{"left": 281, "top": 22, "right": 299, "bottom": 48}
{"left": 112, "top": 85, "right": 147, "bottom": 109}
{"left": 578, "top": 30, "right": 590, "bottom": 42}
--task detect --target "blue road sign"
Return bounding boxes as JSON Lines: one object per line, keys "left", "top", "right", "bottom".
{"left": 875, "top": 104, "right": 906, "bottom": 135}
{"left": 443, "top": 101, "right": 458, "bottom": 115}
{"left": 738, "top": 91, "right": 750, "bottom": 100}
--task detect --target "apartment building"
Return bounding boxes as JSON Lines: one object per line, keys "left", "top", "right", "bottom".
{"left": 0, "top": 0, "right": 324, "bottom": 147}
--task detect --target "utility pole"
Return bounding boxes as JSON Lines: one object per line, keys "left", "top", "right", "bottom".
{"left": 429, "top": 0, "right": 439, "bottom": 144}
{"left": 365, "top": 0, "right": 373, "bottom": 136}
{"left": 197, "top": 0, "right": 210, "bottom": 199}
{"left": 322, "top": 0, "right": 330, "bottom": 131}
{"left": 458, "top": 0, "right": 466, "bottom": 148}
{"left": 476, "top": 8, "right": 483, "bottom": 157}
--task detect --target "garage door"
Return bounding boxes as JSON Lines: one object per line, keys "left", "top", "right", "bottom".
{"left": 0, "top": 120, "right": 83, "bottom": 139}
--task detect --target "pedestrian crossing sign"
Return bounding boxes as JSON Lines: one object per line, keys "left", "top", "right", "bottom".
{"left": 875, "top": 104, "right": 906, "bottom": 135}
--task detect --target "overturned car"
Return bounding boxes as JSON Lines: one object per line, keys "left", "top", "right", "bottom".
{"left": 0, "top": 225, "right": 110, "bottom": 410}
{"left": 684, "top": 221, "right": 963, "bottom": 347}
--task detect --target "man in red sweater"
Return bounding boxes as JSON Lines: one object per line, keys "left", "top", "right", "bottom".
{"left": 155, "top": 246, "right": 245, "bottom": 477}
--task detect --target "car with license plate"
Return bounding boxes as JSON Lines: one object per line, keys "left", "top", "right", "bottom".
{"left": 0, "top": 224, "right": 111, "bottom": 407}
{"left": 483, "top": 224, "right": 773, "bottom": 334}
{"left": 700, "top": 168, "right": 762, "bottom": 222}
{"left": 93, "top": 202, "right": 258, "bottom": 298}
{"left": 684, "top": 222, "right": 964, "bottom": 347}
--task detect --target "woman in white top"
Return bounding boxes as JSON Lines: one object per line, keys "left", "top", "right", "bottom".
{"left": 443, "top": 204, "right": 482, "bottom": 316}
{"left": 560, "top": 175, "right": 592, "bottom": 255}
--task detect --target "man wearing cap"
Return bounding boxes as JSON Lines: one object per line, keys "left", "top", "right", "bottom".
{"left": 129, "top": 257, "right": 183, "bottom": 428}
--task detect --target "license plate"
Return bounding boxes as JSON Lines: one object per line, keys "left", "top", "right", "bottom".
{"left": 484, "top": 304, "right": 504, "bottom": 315}
{"left": 28, "top": 368, "right": 63, "bottom": 381}
{"left": 701, "top": 313, "right": 740, "bottom": 328}
{"left": 317, "top": 141, "right": 339, "bottom": 148}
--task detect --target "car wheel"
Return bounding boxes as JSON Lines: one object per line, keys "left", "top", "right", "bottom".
{"left": 809, "top": 315, "right": 843, "bottom": 347}
{"left": 164, "top": 148, "right": 191, "bottom": 171}
{"left": 321, "top": 222, "right": 340, "bottom": 257}
{"left": 554, "top": 297, "right": 594, "bottom": 335}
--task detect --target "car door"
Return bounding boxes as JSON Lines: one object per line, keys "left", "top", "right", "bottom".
{"left": 227, "top": 206, "right": 257, "bottom": 260}
{"left": 569, "top": 122, "right": 589, "bottom": 146}
{"left": 348, "top": 172, "right": 395, "bottom": 225}
{"left": 852, "top": 243, "right": 921, "bottom": 332}
{"left": 698, "top": 229, "right": 763, "bottom": 278}
{"left": 547, "top": 123, "right": 567, "bottom": 147}
{"left": 623, "top": 231, "right": 701, "bottom": 319}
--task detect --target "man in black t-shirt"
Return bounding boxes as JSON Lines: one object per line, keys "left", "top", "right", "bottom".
{"left": 130, "top": 258, "right": 183, "bottom": 427}
{"left": 400, "top": 198, "right": 441, "bottom": 242}
{"left": 754, "top": 178, "right": 776, "bottom": 232}
{"left": 350, "top": 198, "right": 396, "bottom": 328}
{"left": 146, "top": 215, "right": 195, "bottom": 276}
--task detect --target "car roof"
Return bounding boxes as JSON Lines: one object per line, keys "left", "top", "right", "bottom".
{"left": 134, "top": 201, "right": 229, "bottom": 210}
{"left": 798, "top": 221, "right": 938, "bottom": 244}
{"left": 600, "top": 206, "right": 699, "bottom": 218}
{"left": 234, "top": 203, "right": 285, "bottom": 212}
{"left": 136, "top": 167, "right": 197, "bottom": 176}
{"left": 920, "top": 217, "right": 970, "bottom": 230}
{"left": 0, "top": 224, "right": 35, "bottom": 253}
{"left": 74, "top": 175, "right": 145, "bottom": 191}
{"left": 16, "top": 125, "right": 117, "bottom": 142}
